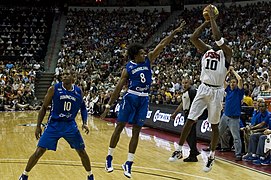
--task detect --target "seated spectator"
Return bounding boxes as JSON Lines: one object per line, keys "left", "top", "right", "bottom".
{"left": 243, "top": 127, "right": 271, "bottom": 166}
{"left": 155, "top": 94, "right": 164, "bottom": 104}
{"left": 241, "top": 99, "right": 267, "bottom": 153}
{"left": 242, "top": 102, "right": 271, "bottom": 165}
{"left": 251, "top": 98, "right": 266, "bottom": 126}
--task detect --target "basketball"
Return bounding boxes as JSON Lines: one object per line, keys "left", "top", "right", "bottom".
{"left": 203, "top": 4, "right": 219, "bottom": 21}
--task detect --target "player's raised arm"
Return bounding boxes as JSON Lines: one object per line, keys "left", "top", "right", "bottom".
{"left": 207, "top": 5, "right": 232, "bottom": 64}
{"left": 190, "top": 21, "right": 210, "bottom": 53}
{"left": 230, "top": 67, "right": 243, "bottom": 89}
{"left": 148, "top": 20, "right": 186, "bottom": 63}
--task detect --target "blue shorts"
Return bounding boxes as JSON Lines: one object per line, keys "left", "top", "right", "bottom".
{"left": 117, "top": 93, "right": 149, "bottom": 127}
{"left": 38, "top": 120, "right": 85, "bottom": 151}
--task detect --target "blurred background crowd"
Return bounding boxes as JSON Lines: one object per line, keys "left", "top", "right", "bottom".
{"left": 0, "top": 1, "right": 270, "bottom": 114}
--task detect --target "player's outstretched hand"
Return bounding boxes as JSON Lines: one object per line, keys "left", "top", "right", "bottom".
{"left": 82, "top": 124, "right": 90, "bottom": 134}
{"left": 206, "top": 4, "right": 217, "bottom": 20}
{"left": 175, "top": 19, "right": 186, "bottom": 32}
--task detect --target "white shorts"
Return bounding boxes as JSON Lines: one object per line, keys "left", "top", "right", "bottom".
{"left": 188, "top": 83, "right": 224, "bottom": 124}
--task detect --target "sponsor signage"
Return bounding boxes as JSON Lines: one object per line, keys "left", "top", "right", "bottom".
{"left": 114, "top": 103, "right": 253, "bottom": 142}
{"left": 115, "top": 103, "right": 211, "bottom": 141}
{"left": 144, "top": 103, "right": 211, "bottom": 141}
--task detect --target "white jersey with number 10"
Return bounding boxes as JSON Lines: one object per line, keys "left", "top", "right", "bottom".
{"left": 200, "top": 49, "right": 227, "bottom": 86}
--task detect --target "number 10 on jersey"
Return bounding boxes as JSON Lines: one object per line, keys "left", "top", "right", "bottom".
{"left": 64, "top": 101, "right": 71, "bottom": 111}
{"left": 205, "top": 59, "right": 218, "bottom": 70}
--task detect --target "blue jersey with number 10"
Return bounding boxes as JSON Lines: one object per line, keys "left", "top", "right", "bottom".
{"left": 48, "top": 83, "right": 83, "bottom": 122}
{"left": 126, "top": 56, "right": 152, "bottom": 93}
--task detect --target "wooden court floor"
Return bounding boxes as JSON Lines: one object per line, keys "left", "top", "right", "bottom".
{"left": 0, "top": 111, "right": 270, "bottom": 180}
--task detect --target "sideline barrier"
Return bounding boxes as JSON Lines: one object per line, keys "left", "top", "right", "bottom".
{"left": 113, "top": 103, "right": 254, "bottom": 142}
{"left": 144, "top": 103, "right": 211, "bottom": 141}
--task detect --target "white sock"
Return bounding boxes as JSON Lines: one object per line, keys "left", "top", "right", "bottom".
{"left": 23, "top": 170, "right": 29, "bottom": 176}
{"left": 210, "top": 151, "right": 215, "bottom": 159}
{"left": 127, "top": 153, "right": 134, "bottom": 162}
{"left": 177, "top": 145, "right": 183, "bottom": 151}
{"left": 87, "top": 171, "right": 92, "bottom": 176}
{"left": 108, "top": 147, "right": 115, "bottom": 156}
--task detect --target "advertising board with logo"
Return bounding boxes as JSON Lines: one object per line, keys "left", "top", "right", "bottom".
{"left": 144, "top": 103, "right": 211, "bottom": 141}
{"left": 114, "top": 103, "right": 211, "bottom": 141}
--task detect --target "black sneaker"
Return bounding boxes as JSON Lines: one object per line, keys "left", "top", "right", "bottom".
{"left": 235, "top": 155, "right": 242, "bottom": 161}
{"left": 183, "top": 156, "right": 198, "bottom": 162}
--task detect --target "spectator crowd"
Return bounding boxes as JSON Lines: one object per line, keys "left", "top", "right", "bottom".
{"left": 0, "top": 7, "right": 54, "bottom": 111}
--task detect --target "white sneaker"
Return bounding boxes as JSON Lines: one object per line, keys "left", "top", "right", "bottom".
{"left": 168, "top": 150, "right": 183, "bottom": 162}
{"left": 203, "top": 157, "right": 215, "bottom": 172}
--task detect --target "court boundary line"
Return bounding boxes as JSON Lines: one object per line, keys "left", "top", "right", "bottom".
{"left": 0, "top": 158, "right": 213, "bottom": 180}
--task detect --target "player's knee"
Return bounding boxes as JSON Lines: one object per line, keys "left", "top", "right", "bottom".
{"left": 77, "top": 149, "right": 88, "bottom": 157}
{"left": 34, "top": 147, "right": 46, "bottom": 158}
{"left": 115, "top": 123, "right": 125, "bottom": 132}
{"left": 132, "top": 125, "right": 141, "bottom": 134}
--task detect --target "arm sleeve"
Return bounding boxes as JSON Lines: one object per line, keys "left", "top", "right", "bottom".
{"left": 81, "top": 100, "right": 88, "bottom": 124}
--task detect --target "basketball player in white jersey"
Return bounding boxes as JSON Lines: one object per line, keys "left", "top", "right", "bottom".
{"left": 168, "top": 5, "right": 232, "bottom": 172}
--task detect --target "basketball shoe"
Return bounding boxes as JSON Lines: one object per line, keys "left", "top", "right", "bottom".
{"left": 105, "top": 155, "right": 113, "bottom": 172}
{"left": 87, "top": 174, "right": 94, "bottom": 180}
{"left": 19, "top": 174, "right": 28, "bottom": 180}
{"left": 168, "top": 150, "right": 183, "bottom": 162}
{"left": 122, "top": 161, "right": 133, "bottom": 178}
{"left": 203, "top": 157, "right": 215, "bottom": 172}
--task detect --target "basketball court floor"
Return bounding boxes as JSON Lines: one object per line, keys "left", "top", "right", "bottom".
{"left": 0, "top": 111, "right": 270, "bottom": 180}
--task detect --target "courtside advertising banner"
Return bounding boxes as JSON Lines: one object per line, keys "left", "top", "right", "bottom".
{"left": 114, "top": 103, "right": 211, "bottom": 141}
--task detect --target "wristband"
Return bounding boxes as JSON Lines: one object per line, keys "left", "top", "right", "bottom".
{"left": 105, "top": 104, "right": 111, "bottom": 109}
{"left": 215, "top": 37, "right": 224, "bottom": 46}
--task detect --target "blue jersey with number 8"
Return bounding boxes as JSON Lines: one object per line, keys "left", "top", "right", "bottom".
{"left": 126, "top": 56, "right": 152, "bottom": 93}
